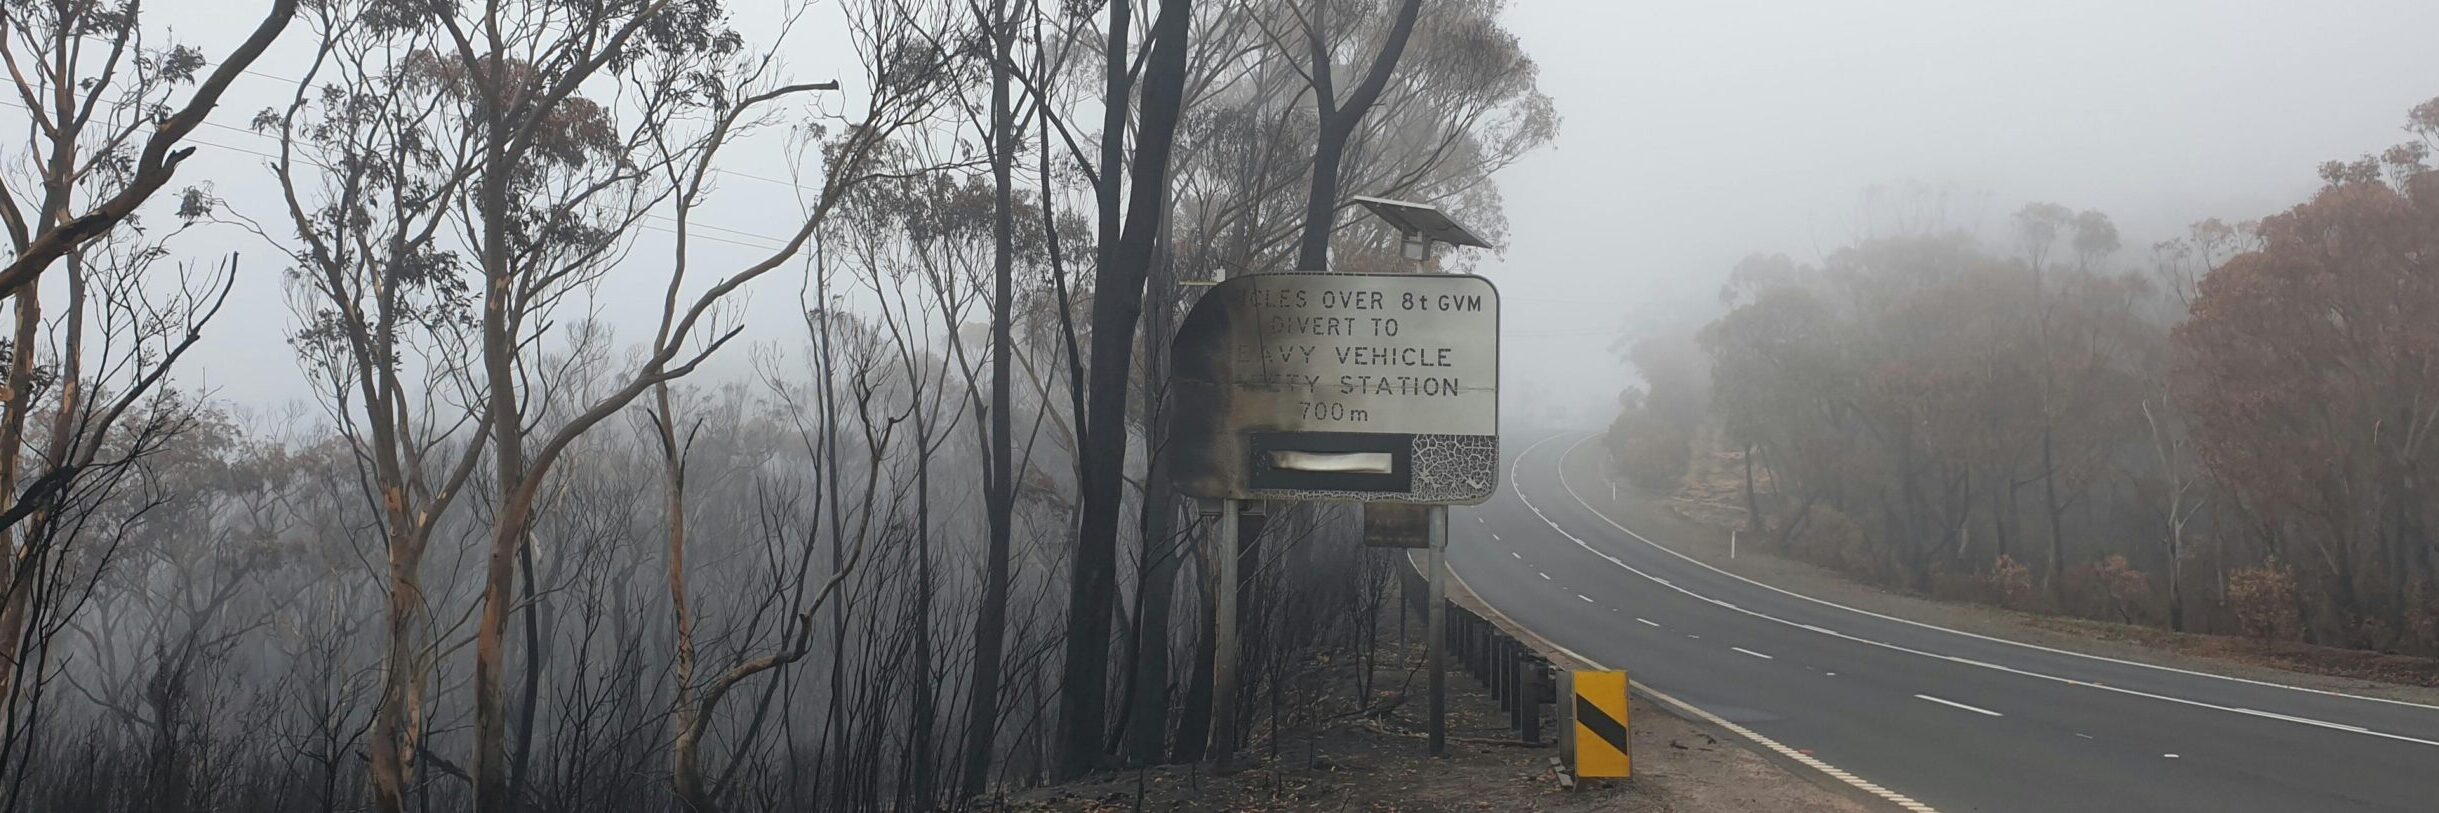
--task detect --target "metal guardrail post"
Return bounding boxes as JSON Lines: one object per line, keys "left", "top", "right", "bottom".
{"left": 1492, "top": 634, "right": 1512, "bottom": 708}
{"left": 1476, "top": 619, "right": 1491, "bottom": 678}
{"left": 1459, "top": 615, "right": 1475, "bottom": 677}
{"left": 1519, "top": 655, "right": 1545, "bottom": 744}
{"left": 1450, "top": 610, "right": 1464, "bottom": 669}
{"left": 1494, "top": 635, "right": 1510, "bottom": 708}
{"left": 1502, "top": 644, "right": 1521, "bottom": 726}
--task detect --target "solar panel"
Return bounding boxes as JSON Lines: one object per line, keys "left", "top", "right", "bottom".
{"left": 1350, "top": 195, "right": 1492, "bottom": 249}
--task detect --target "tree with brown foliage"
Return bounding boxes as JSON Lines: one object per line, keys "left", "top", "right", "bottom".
{"left": 2175, "top": 107, "right": 2439, "bottom": 649}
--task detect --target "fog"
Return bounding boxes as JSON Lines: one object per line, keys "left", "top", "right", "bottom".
{"left": 1487, "top": 0, "right": 2439, "bottom": 422}
{"left": 117, "top": 1, "right": 2439, "bottom": 420}
{"left": 3, "top": 1, "right": 2437, "bottom": 811}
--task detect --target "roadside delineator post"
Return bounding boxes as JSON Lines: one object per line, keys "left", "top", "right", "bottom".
{"left": 1570, "top": 670, "right": 1631, "bottom": 779}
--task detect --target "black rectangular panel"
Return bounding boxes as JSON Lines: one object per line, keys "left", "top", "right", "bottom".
{"left": 1246, "top": 431, "right": 1412, "bottom": 494}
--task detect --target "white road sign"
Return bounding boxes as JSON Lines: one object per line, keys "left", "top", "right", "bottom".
{"left": 1229, "top": 274, "right": 1498, "bottom": 434}
{"left": 1168, "top": 272, "right": 1500, "bottom": 504}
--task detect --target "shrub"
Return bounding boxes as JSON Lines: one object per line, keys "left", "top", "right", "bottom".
{"left": 2062, "top": 554, "right": 2151, "bottom": 624}
{"left": 1605, "top": 405, "right": 1692, "bottom": 493}
{"left": 2226, "top": 559, "right": 2301, "bottom": 641}
{"left": 1983, "top": 555, "right": 2036, "bottom": 611}
{"left": 2407, "top": 579, "right": 2439, "bottom": 656}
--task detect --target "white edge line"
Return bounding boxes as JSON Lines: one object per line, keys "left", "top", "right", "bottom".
{"left": 1544, "top": 431, "right": 2439, "bottom": 715}
{"left": 1519, "top": 433, "right": 2439, "bottom": 750}
{"left": 1914, "top": 694, "right": 2004, "bottom": 717}
{"left": 1437, "top": 558, "right": 1938, "bottom": 813}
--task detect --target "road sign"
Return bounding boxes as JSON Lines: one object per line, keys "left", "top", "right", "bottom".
{"left": 1168, "top": 272, "right": 1499, "bottom": 504}
{"left": 1570, "top": 670, "right": 1632, "bottom": 778}
{"left": 1363, "top": 501, "right": 1431, "bottom": 548}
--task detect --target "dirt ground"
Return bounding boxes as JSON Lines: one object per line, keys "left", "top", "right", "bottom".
{"left": 997, "top": 621, "right": 1868, "bottom": 812}
{"left": 1555, "top": 437, "right": 2439, "bottom": 706}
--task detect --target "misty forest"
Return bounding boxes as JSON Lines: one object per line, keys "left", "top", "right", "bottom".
{"left": 0, "top": 0, "right": 1549, "bottom": 810}
{"left": 1608, "top": 106, "right": 2439, "bottom": 657}
{"left": 2, "top": 0, "right": 2437, "bottom": 812}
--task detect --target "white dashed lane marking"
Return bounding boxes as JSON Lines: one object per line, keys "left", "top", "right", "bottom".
{"left": 1915, "top": 694, "right": 2004, "bottom": 718}
{"left": 1732, "top": 647, "right": 1774, "bottom": 660}
{"left": 1438, "top": 549, "right": 1942, "bottom": 813}
{"left": 1577, "top": 594, "right": 1594, "bottom": 603}
{"left": 1527, "top": 433, "right": 2439, "bottom": 752}
{"left": 1636, "top": 618, "right": 1661, "bottom": 628}
{"left": 1541, "top": 433, "right": 2439, "bottom": 749}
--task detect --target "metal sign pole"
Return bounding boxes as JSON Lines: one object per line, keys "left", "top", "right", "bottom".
{"left": 1426, "top": 503, "right": 1448, "bottom": 757}
{"left": 1211, "top": 498, "right": 1241, "bottom": 770}
{"left": 1162, "top": 270, "right": 1497, "bottom": 762}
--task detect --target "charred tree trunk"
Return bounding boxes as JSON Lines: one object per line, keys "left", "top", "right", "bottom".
{"left": 1123, "top": 253, "right": 1183, "bottom": 766}
{"left": 1291, "top": 0, "right": 1424, "bottom": 272}
{"left": 1170, "top": 553, "right": 1217, "bottom": 764}
{"left": 959, "top": 0, "right": 1021, "bottom": 797}
{"left": 1056, "top": 0, "right": 1194, "bottom": 781}
{"left": 909, "top": 417, "right": 938, "bottom": 807}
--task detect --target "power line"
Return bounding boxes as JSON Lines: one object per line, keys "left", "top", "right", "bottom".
{"left": 1505, "top": 326, "right": 1629, "bottom": 338}
{"left": 48, "top": 27, "right": 829, "bottom": 194}
{"left": 228, "top": 64, "right": 830, "bottom": 194}
{"left": 175, "top": 134, "right": 792, "bottom": 254}
{"left": 0, "top": 97, "right": 802, "bottom": 254}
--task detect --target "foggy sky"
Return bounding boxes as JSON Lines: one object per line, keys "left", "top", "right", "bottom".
{"left": 99, "top": 1, "right": 2439, "bottom": 426}
{"left": 1489, "top": 0, "right": 2439, "bottom": 424}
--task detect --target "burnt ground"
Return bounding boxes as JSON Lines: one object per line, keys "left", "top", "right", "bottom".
{"left": 994, "top": 627, "right": 1869, "bottom": 813}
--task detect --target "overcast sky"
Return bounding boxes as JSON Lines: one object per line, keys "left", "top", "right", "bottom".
{"left": 92, "top": 0, "right": 2439, "bottom": 425}
{"left": 1483, "top": 0, "right": 2439, "bottom": 424}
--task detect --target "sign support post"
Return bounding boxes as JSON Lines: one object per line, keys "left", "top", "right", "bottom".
{"left": 1164, "top": 268, "right": 1500, "bottom": 765}
{"left": 1211, "top": 498, "right": 1241, "bottom": 770}
{"left": 1426, "top": 503, "right": 1449, "bottom": 756}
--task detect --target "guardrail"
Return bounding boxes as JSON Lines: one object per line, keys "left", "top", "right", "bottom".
{"left": 1400, "top": 556, "right": 1560, "bottom": 744}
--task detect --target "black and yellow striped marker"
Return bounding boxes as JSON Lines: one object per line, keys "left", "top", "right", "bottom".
{"left": 1572, "top": 670, "right": 1631, "bottom": 778}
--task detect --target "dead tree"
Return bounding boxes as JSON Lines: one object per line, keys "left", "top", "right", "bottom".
{"left": 1054, "top": 0, "right": 1195, "bottom": 781}
{"left": 1288, "top": 0, "right": 1422, "bottom": 271}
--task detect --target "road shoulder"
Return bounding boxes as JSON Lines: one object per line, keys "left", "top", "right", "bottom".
{"left": 1000, "top": 560, "right": 1868, "bottom": 812}
{"left": 1552, "top": 432, "right": 2439, "bottom": 707}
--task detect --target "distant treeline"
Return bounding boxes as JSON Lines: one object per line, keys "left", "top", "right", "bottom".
{"left": 1609, "top": 97, "right": 2439, "bottom": 655}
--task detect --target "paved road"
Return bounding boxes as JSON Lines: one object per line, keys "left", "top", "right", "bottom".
{"left": 1452, "top": 431, "right": 2439, "bottom": 812}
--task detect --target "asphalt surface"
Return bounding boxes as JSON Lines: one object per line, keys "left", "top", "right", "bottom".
{"left": 1452, "top": 430, "right": 2439, "bottom": 813}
